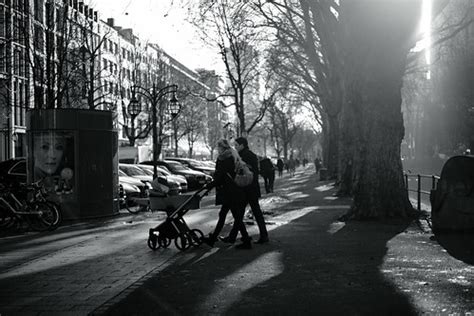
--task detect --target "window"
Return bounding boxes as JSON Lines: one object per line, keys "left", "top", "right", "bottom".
{"left": 19, "top": 82, "right": 24, "bottom": 125}
{"left": 18, "top": 49, "right": 24, "bottom": 76}
{"left": 34, "top": 25, "right": 44, "bottom": 52}
{"left": 103, "top": 58, "right": 107, "bottom": 71}
{"left": 0, "top": 44, "right": 5, "bottom": 72}
{"left": 10, "top": 160, "right": 26, "bottom": 175}
{"left": 0, "top": 6, "right": 5, "bottom": 38}
{"left": 14, "top": 49, "right": 19, "bottom": 75}
{"left": 34, "top": 0, "right": 43, "bottom": 22}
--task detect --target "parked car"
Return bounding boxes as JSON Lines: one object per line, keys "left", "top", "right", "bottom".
{"left": 136, "top": 164, "right": 188, "bottom": 192}
{"left": 140, "top": 160, "right": 211, "bottom": 190}
{"left": 165, "top": 157, "right": 215, "bottom": 176}
{"left": 201, "top": 160, "right": 216, "bottom": 169}
{"left": 0, "top": 158, "right": 27, "bottom": 186}
{"left": 119, "top": 163, "right": 180, "bottom": 195}
{"left": 118, "top": 169, "right": 148, "bottom": 208}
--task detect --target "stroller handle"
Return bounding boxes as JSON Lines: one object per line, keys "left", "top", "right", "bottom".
{"left": 193, "top": 185, "right": 213, "bottom": 200}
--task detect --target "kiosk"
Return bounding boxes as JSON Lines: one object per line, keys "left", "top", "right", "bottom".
{"left": 27, "top": 109, "right": 118, "bottom": 220}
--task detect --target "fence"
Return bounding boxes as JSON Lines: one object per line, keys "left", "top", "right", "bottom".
{"left": 404, "top": 173, "right": 440, "bottom": 211}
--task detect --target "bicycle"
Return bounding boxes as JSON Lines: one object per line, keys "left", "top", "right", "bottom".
{"left": 0, "top": 181, "right": 61, "bottom": 232}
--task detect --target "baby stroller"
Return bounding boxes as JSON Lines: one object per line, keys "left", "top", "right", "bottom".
{"left": 147, "top": 185, "right": 212, "bottom": 251}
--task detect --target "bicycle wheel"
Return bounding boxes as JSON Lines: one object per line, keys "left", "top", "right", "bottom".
{"left": 0, "top": 208, "right": 16, "bottom": 230}
{"left": 188, "top": 229, "right": 204, "bottom": 247}
{"left": 126, "top": 199, "right": 141, "bottom": 214}
{"left": 26, "top": 202, "right": 60, "bottom": 232}
{"left": 44, "top": 201, "right": 62, "bottom": 231}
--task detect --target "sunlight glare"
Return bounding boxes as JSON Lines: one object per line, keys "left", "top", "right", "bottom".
{"left": 200, "top": 251, "right": 284, "bottom": 313}
{"left": 422, "top": 0, "right": 432, "bottom": 79}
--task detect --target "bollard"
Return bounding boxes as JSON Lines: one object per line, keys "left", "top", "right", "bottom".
{"left": 417, "top": 174, "right": 421, "bottom": 211}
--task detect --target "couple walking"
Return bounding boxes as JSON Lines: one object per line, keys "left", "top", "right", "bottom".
{"left": 203, "top": 137, "right": 269, "bottom": 249}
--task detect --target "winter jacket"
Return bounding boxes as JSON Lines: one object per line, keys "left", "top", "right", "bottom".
{"left": 260, "top": 158, "right": 275, "bottom": 177}
{"left": 238, "top": 147, "right": 261, "bottom": 199}
{"left": 212, "top": 150, "right": 245, "bottom": 206}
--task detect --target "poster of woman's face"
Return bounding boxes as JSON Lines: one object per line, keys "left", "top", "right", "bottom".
{"left": 33, "top": 132, "right": 75, "bottom": 195}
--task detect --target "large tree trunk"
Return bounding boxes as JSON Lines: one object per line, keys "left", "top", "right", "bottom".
{"left": 326, "top": 114, "right": 339, "bottom": 178}
{"left": 351, "top": 74, "right": 413, "bottom": 218}
{"left": 341, "top": 0, "right": 422, "bottom": 219}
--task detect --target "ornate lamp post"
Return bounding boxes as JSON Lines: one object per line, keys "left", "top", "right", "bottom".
{"left": 131, "top": 83, "right": 180, "bottom": 179}
{"left": 125, "top": 92, "right": 142, "bottom": 146}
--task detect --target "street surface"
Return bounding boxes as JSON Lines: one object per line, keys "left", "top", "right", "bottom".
{"left": 0, "top": 166, "right": 472, "bottom": 315}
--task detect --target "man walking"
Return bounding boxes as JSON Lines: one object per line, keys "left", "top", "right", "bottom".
{"left": 221, "top": 137, "right": 269, "bottom": 244}
{"left": 260, "top": 156, "right": 275, "bottom": 194}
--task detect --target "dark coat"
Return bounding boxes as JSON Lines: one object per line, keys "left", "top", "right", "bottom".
{"left": 238, "top": 147, "right": 261, "bottom": 199}
{"left": 260, "top": 158, "right": 275, "bottom": 177}
{"left": 212, "top": 153, "right": 245, "bottom": 206}
{"left": 276, "top": 159, "right": 284, "bottom": 171}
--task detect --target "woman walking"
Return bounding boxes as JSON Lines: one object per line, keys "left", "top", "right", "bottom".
{"left": 202, "top": 139, "right": 252, "bottom": 249}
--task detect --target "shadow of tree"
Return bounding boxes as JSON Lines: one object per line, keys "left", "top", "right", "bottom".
{"left": 102, "top": 206, "right": 418, "bottom": 315}
{"left": 435, "top": 233, "right": 474, "bottom": 265}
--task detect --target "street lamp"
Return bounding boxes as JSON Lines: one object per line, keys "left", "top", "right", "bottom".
{"left": 127, "top": 96, "right": 141, "bottom": 117}
{"left": 125, "top": 92, "right": 142, "bottom": 146}
{"left": 168, "top": 92, "right": 180, "bottom": 118}
{"left": 131, "top": 83, "right": 181, "bottom": 179}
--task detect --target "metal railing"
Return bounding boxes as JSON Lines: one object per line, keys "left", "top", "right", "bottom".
{"left": 404, "top": 173, "right": 440, "bottom": 211}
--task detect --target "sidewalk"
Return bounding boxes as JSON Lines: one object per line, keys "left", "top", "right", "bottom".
{"left": 98, "top": 168, "right": 473, "bottom": 315}
{"left": 1, "top": 167, "right": 472, "bottom": 315}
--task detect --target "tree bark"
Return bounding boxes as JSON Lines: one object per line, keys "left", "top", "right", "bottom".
{"left": 326, "top": 114, "right": 339, "bottom": 178}
{"left": 341, "top": 0, "right": 422, "bottom": 219}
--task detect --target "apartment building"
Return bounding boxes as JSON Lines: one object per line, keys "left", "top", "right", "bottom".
{"left": 0, "top": 0, "right": 222, "bottom": 161}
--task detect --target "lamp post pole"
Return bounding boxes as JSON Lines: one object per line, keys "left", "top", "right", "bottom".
{"left": 129, "top": 83, "right": 180, "bottom": 179}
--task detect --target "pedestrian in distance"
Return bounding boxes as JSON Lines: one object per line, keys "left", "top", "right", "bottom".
{"left": 288, "top": 155, "right": 296, "bottom": 177}
{"left": 259, "top": 156, "right": 275, "bottom": 194}
{"left": 276, "top": 158, "right": 284, "bottom": 178}
{"left": 221, "top": 137, "right": 269, "bottom": 245}
{"left": 314, "top": 157, "right": 322, "bottom": 174}
{"left": 202, "top": 139, "right": 252, "bottom": 249}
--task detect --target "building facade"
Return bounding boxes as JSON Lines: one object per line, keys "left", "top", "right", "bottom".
{"left": 0, "top": 0, "right": 223, "bottom": 161}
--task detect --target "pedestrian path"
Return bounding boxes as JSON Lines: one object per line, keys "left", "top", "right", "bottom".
{"left": 99, "top": 166, "right": 473, "bottom": 315}
{"left": 0, "top": 166, "right": 472, "bottom": 315}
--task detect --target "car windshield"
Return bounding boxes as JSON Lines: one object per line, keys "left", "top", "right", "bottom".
{"left": 120, "top": 165, "right": 147, "bottom": 176}
{"left": 158, "top": 167, "right": 171, "bottom": 175}
{"left": 118, "top": 170, "right": 127, "bottom": 177}
{"left": 139, "top": 167, "right": 154, "bottom": 176}
{"left": 10, "top": 161, "right": 26, "bottom": 174}
{"left": 166, "top": 161, "right": 187, "bottom": 171}
{"left": 189, "top": 161, "right": 204, "bottom": 168}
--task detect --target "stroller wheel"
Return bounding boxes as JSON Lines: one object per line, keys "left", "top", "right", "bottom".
{"left": 147, "top": 234, "right": 160, "bottom": 250}
{"left": 174, "top": 233, "right": 190, "bottom": 251}
{"left": 188, "top": 229, "right": 204, "bottom": 247}
{"left": 158, "top": 235, "right": 171, "bottom": 248}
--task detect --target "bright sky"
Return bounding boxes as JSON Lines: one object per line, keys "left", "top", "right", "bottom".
{"left": 90, "top": 0, "right": 224, "bottom": 75}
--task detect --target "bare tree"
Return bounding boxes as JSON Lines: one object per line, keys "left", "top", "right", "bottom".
{"left": 190, "top": 0, "right": 268, "bottom": 136}
{"left": 267, "top": 90, "right": 300, "bottom": 160}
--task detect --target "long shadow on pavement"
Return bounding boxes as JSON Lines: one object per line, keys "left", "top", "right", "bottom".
{"left": 100, "top": 178, "right": 418, "bottom": 315}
